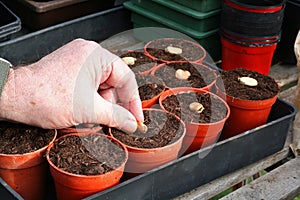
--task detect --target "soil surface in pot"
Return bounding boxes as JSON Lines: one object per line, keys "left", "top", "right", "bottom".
{"left": 111, "top": 110, "right": 184, "bottom": 148}
{"left": 154, "top": 62, "right": 216, "bottom": 88}
{"left": 162, "top": 92, "right": 228, "bottom": 124}
{"left": 218, "top": 68, "right": 279, "bottom": 100}
{"left": 136, "top": 74, "right": 165, "bottom": 101}
{"left": 0, "top": 122, "right": 55, "bottom": 154}
{"left": 114, "top": 50, "right": 156, "bottom": 74}
{"left": 48, "top": 134, "right": 126, "bottom": 175}
{"left": 145, "top": 38, "right": 205, "bottom": 62}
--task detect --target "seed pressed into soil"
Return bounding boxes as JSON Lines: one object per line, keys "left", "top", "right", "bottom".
{"left": 217, "top": 68, "right": 279, "bottom": 100}
{"left": 48, "top": 134, "right": 126, "bottom": 175}
{"left": 111, "top": 110, "right": 184, "bottom": 149}
{"left": 116, "top": 50, "right": 156, "bottom": 74}
{"left": 154, "top": 62, "right": 216, "bottom": 88}
{"left": 145, "top": 38, "right": 205, "bottom": 62}
{"left": 136, "top": 74, "right": 165, "bottom": 101}
{"left": 0, "top": 122, "right": 55, "bottom": 154}
{"left": 162, "top": 92, "right": 228, "bottom": 124}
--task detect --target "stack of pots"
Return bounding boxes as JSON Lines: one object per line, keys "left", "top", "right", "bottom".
{"left": 220, "top": 0, "right": 286, "bottom": 75}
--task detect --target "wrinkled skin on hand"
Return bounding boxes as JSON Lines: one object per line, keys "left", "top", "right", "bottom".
{"left": 0, "top": 38, "right": 144, "bottom": 133}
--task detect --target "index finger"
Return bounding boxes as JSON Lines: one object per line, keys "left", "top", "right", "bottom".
{"left": 98, "top": 48, "right": 144, "bottom": 122}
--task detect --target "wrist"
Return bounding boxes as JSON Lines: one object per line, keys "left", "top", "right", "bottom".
{"left": 0, "top": 58, "right": 12, "bottom": 98}
{"left": 0, "top": 68, "right": 15, "bottom": 120}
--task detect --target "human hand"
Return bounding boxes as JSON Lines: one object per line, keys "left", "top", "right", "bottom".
{"left": 0, "top": 38, "right": 144, "bottom": 133}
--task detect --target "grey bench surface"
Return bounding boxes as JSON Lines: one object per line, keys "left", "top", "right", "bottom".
{"left": 220, "top": 156, "right": 300, "bottom": 200}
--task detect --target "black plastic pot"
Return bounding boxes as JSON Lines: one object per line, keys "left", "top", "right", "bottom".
{"left": 221, "top": 2, "right": 285, "bottom": 37}
{"left": 275, "top": 0, "right": 300, "bottom": 64}
{"left": 220, "top": 28, "right": 281, "bottom": 47}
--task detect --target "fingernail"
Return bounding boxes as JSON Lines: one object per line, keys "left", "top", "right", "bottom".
{"left": 120, "top": 118, "right": 137, "bottom": 134}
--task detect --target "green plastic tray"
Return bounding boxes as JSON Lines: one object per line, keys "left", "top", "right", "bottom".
{"left": 124, "top": 1, "right": 221, "bottom": 61}
{"left": 173, "top": 0, "right": 222, "bottom": 12}
{"left": 130, "top": 0, "right": 221, "bottom": 32}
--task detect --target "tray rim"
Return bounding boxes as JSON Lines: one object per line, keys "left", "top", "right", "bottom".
{"left": 17, "top": 0, "right": 88, "bottom": 13}
{"left": 0, "top": 1, "right": 21, "bottom": 39}
{"left": 85, "top": 98, "right": 297, "bottom": 199}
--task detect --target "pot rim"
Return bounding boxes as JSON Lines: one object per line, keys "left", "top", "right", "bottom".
{"left": 0, "top": 129, "right": 57, "bottom": 157}
{"left": 151, "top": 62, "right": 217, "bottom": 90}
{"left": 110, "top": 108, "right": 186, "bottom": 151}
{"left": 225, "top": 0, "right": 285, "bottom": 12}
{"left": 46, "top": 132, "right": 128, "bottom": 178}
{"left": 159, "top": 87, "right": 231, "bottom": 126}
{"left": 215, "top": 78, "right": 280, "bottom": 109}
{"left": 144, "top": 37, "right": 206, "bottom": 63}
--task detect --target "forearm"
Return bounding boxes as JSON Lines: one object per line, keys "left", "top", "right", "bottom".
{"left": 0, "top": 65, "right": 68, "bottom": 128}
{"left": 0, "top": 66, "right": 37, "bottom": 123}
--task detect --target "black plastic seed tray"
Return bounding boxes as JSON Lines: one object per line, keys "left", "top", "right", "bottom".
{"left": 0, "top": 1, "right": 21, "bottom": 41}
{"left": 2, "top": 98, "right": 295, "bottom": 199}
{"left": 0, "top": 5, "right": 297, "bottom": 199}
{"left": 0, "top": 177, "right": 23, "bottom": 200}
{"left": 85, "top": 99, "right": 296, "bottom": 200}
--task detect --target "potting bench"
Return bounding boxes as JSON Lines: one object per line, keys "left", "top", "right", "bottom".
{"left": 0, "top": 5, "right": 299, "bottom": 200}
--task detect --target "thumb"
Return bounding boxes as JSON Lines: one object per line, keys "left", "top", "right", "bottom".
{"left": 93, "top": 93, "right": 138, "bottom": 133}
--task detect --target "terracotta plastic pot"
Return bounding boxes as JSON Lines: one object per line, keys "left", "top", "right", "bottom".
{"left": 136, "top": 74, "right": 166, "bottom": 108}
{"left": 159, "top": 87, "right": 230, "bottom": 155}
{"left": 221, "top": 36, "right": 277, "bottom": 75}
{"left": 0, "top": 128, "right": 57, "bottom": 200}
{"left": 57, "top": 124, "right": 103, "bottom": 138}
{"left": 144, "top": 38, "right": 206, "bottom": 63}
{"left": 151, "top": 62, "right": 217, "bottom": 90}
{"left": 218, "top": 90, "right": 278, "bottom": 140}
{"left": 215, "top": 71, "right": 279, "bottom": 140}
{"left": 110, "top": 108, "right": 185, "bottom": 175}
{"left": 220, "top": 0, "right": 284, "bottom": 75}
{"left": 46, "top": 132, "right": 128, "bottom": 200}
{"left": 141, "top": 89, "right": 165, "bottom": 108}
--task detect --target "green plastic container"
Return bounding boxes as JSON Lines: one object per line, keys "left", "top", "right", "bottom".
{"left": 124, "top": 2, "right": 221, "bottom": 61}
{"left": 173, "top": 0, "right": 222, "bottom": 12}
{"left": 130, "top": 0, "right": 221, "bottom": 32}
